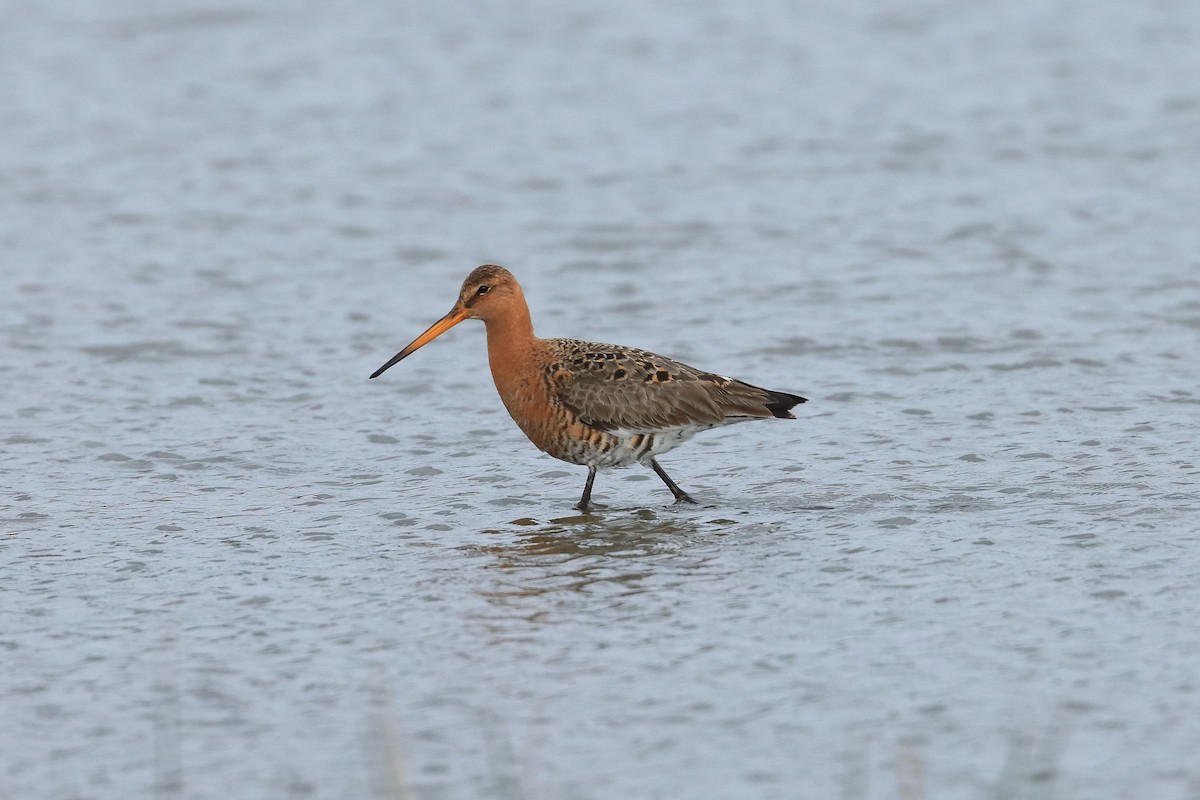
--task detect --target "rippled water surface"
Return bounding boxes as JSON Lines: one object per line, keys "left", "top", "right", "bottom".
{"left": 3, "top": 1, "right": 1200, "bottom": 798}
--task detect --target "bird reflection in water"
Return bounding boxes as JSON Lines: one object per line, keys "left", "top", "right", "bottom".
{"left": 464, "top": 513, "right": 728, "bottom": 621}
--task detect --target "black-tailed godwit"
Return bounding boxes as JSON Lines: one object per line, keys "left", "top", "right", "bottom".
{"left": 370, "top": 265, "right": 806, "bottom": 510}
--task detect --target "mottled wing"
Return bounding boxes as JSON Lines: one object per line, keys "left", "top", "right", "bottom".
{"left": 546, "top": 339, "right": 797, "bottom": 433}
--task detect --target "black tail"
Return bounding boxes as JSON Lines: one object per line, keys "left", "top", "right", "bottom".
{"left": 763, "top": 389, "right": 807, "bottom": 419}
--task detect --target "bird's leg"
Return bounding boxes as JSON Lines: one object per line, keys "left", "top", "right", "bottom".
{"left": 649, "top": 458, "right": 698, "bottom": 505}
{"left": 575, "top": 466, "right": 597, "bottom": 511}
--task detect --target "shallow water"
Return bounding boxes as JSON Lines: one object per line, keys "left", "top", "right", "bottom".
{"left": 3, "top": 1, "right": 1200, "bottom": 798}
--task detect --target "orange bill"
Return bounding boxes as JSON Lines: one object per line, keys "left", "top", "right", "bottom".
{"left": 369, "top": 306, "right": 468, "bottom": 379}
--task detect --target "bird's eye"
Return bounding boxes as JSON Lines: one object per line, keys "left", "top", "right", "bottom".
{"left": 476, "top": 285, "right": 490, "bottom": 295}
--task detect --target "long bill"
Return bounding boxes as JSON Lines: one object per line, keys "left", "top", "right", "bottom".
{"left": 369, "top": 306, "right": 468, "bottom": 379}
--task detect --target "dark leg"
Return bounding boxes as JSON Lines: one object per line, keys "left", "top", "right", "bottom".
{"left": 649, "top": 458, "right": 698, "bottom": 505}
{"left": 575, "top": 466, "right": 597, "bottom": 511}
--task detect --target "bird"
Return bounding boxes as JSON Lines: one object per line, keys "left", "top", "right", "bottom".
{"left": 369, "top": 265, "right": 806, "bottom": 511}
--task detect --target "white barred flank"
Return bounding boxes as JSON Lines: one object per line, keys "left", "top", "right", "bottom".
{"left": 570, "top": 422, "right": 732, "bottom": 469}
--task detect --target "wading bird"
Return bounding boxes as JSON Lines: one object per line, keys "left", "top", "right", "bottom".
{"left": 370, "top": 265, "right": 805, "bottom": 510}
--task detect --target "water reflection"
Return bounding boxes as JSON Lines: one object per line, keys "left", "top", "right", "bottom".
{"left": 464, "top": 511, "right": 729, "bottom": 621}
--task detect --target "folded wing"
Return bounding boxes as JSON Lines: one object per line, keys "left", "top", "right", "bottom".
{"left": 547, "top": 339, "right": 805, "bottom": 433}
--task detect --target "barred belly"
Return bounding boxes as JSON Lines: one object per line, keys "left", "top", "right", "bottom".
{"left": 560, "top": 423, "right": 723, "bottom": 469}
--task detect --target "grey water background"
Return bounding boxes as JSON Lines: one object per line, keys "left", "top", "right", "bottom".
{"left": 3, "top": 0, "right": 1199, "bottom": 798}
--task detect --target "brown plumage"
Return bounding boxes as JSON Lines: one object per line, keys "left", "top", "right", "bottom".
{"left": 370, "top": 265, "right": 806, "bottom": 510}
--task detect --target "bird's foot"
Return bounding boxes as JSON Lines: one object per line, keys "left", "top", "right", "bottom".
{"left": 672, "top": 493, "right": 699, "bottom": 505}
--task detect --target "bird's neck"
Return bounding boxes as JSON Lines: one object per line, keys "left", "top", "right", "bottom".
{"left": 483, "top": 297, "right": 539, "bottom": 380}
{"left": 482, "top": 295, "right": 559, "bottom": 449}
